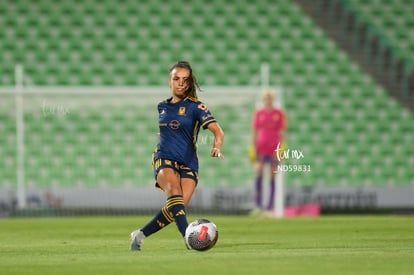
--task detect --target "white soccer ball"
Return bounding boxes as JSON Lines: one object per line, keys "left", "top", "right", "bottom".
{"left": 185, "top": 219, "right": 219, "bottom": 251}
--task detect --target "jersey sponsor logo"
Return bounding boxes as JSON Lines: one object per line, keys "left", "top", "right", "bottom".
{"left": 178, "top": 107, "right": 186, "bottom": 115}
{"left": 169, "top": 120, "right": 180, "bottom": 129}
{"left": 202, "top": 114, "right": 212, "bottom": 121}
{"left": 197, "top": 103, "right": 208, "bottom": 112}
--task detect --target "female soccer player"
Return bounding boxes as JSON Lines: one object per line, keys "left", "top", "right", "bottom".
{"left": 130, "top": 61, "right": 225, "bottom": 250}
{"left": 250, "top": 90, "right": 287, "bottom": 216}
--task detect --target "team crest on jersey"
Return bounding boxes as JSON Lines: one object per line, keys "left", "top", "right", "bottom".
{"left": 198, "top": 103, "right": 208, "bottom": 112}
{"left": 178, "top": 107, "right": 186, "bottom": 115}
{"left": 169, "top": 120, "right": 180, "bottom": 130}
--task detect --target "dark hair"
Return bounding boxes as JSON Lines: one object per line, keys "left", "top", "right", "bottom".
{"left": 169, "top": 61, "right": 202, "bottom": 99}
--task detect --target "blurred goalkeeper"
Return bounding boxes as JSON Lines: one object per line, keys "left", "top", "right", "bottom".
{"left": 249, "top": 90, "right": 287, "bottom": 216}
{"left": 130, "top": 61, "right": 225, "bottom": 251}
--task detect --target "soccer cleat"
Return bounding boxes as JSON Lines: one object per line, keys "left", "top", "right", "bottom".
{"left": 248, "top": 208, "right": 263, "bottom": 217}
{"left": 259, "top": 210, "right": 273, "bottom": 219}
{"left": 130, "top": 229, "right": 145, "bottom": 251}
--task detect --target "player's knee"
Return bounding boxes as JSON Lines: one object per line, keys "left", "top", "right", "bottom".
{"left": 161, "top": 182, "right": 182, "bottom": 196}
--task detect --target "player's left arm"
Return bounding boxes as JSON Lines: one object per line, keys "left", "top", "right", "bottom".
{"left": 207, "top": 122, "right": 225, "bottom": 159}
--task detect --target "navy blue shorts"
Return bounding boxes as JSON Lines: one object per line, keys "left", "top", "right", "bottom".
{"left": 152, "top": 158, "right": 198, "bottom": 189}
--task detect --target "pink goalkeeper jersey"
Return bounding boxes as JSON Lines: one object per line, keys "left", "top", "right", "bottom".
{"left": 252, "top": 108, "right": 286, "bottom": 156}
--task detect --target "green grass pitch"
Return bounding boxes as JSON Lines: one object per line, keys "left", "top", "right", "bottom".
{"left": 0, "top": 215, "right": 413, "bottom": 275}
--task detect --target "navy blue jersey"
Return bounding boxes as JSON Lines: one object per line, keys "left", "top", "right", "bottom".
{"left": 153, "top": 96, "right": 216, "bottom": 171}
